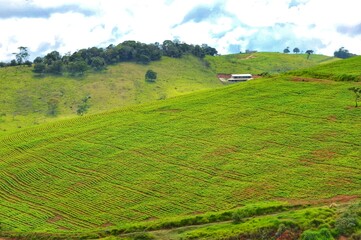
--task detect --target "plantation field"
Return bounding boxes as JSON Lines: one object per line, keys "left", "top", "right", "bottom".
{"left": 1, "top": 72, "right": 361, "bottom": 238}
{"left": 205, "top": 52, "right": 339, "bottom": 74}
{"left": 0, "top": 55, "right": 221, "bottom": 136}
{"left": 289, "top": 55, "right": 361, "bottom": 81}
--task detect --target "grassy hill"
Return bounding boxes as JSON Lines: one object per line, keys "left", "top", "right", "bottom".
{"left": 205, "top": 52, "right": 339, "bottom": 74}
{"left": 0, "top": 52, "right": 338, "bottom": 137}
{"left": 289, "top": 55, "right": 361, "bottom": 81}
{"left": 0, "top": 55, "right": 222, "bottom": 136}
{"left": 1, "top": 67, "right": 361, "bottom": 239}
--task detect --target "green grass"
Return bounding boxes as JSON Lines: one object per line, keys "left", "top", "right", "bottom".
{"left": 289, "top": 55, "right": 361, "bottom": 81}
{"left": 0, "top": 52, "right": 340, "bottom": 137}
{"left": 1, "top": 73, "right": 361, "bottom": 238}
{"left": 0, "top": 55, "right": 221, "bottom": 136}
{"left": 205, "top": 52, "right": 339, "bottom": 74}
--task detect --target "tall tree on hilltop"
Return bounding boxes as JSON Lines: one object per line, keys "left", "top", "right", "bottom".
{"left": 14, "top": 46, "right": 29, "bottom": 65}
{"left": 305, "top": 50, "right": 314, "bottom": 59}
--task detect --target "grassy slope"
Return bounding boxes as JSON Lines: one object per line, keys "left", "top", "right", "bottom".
{"left": 0, "top": 55, "right": 221, "bottom": 136}
{"left": 1, "top": 70, "right": 361, "bottom": 236}
{"left": 289, "top": 55, "right": 361, "bottom": 81}
{"left": 205, "top": 52, "right": 339, "bottom": 74}
{"left": 0, "top": 52, "right": 338, "bottom": 137}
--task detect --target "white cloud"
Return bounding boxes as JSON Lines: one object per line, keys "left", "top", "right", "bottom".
{"left": 0, "top": 0, "right": 360, "bottom": 61}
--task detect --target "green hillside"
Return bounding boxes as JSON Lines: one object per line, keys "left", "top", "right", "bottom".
{"left": 205, "top": 52, "right": 339, "bottom": 74}
{"left": 1, "top": 69, "right": 361, "bottom": 238}
{"left": 289, "top": 55, "right": 361, "bottom": 81}
{"left": 0, "top": 55, "right": 221, "bottom": 136}
{"left": 0, "top": 52, "right": 339, "bottom": 137}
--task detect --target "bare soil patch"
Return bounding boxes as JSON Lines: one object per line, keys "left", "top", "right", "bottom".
{"left": 47, "top": 214, "right": 63, "bottom": 223}
{"left": 312, "top": 149, "right": 336, "bottom": 161}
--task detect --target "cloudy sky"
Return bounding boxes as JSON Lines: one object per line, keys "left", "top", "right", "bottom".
{"left": 0, "top": 0, "right": 360, "bottom": 61}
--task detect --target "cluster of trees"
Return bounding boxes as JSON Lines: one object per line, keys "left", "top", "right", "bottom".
{"left": 283, "top": 47, "right": 314, "bottom": 59}
{"left": 0, "top": 40, "right": 218, "bottom": 76}
{"left": 283, "top": 47, "right": 314, "bottom": 55}
{"left": 334, "top": 47, "right": 357, "bottom": 59}
{"left": 31, "top": 40, "right": 217, "bottom": 76}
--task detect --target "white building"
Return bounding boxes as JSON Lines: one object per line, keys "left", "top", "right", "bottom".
{"left": 228, "top": 74, "right": 253, "bottom": 82}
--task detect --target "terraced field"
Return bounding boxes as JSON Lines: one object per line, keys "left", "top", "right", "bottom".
{"left": 1, "top": 72, "right": 361, "bottom": 238}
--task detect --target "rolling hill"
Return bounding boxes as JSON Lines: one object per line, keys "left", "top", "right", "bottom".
{"left": 0, "top": 55, "right": 222, "bottom": 136}
{"left": 289, "top": 55, "right": 361, "bottom": 81}
{"left": 205, "top": 52, "right": 340, "bottom": 74}
{"left": 0, "top": 52, "right": 339, "bottom": 137}
{"left": 1, "top": 53, "right": 361, "bottom": 239}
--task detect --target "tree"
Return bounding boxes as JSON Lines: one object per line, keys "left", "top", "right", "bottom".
{"left": 90, "top": 57, "right": 106, "bottom": 71}
{"left": 145, "top": 69, "right": 157, "bottom": 82}
{"left": 67, "top": 60, "right": 88, "bottom": 76}
{"left": 33, "top": 57, "right": 43, "bottom": 64}
{"left": 33, "top": 62, "right": 46, "bottom": 74}
{"left": 348, "top": 87, "right": 361, "bottom": 107}
{"left": 14, "top": 46, "right": 29, "bottom": 65}
{"left": 47, "top": 98, "right": 59, "bottom": 116}
{"left": 293, "top": 47, "right": 300, "bottom": 54}
{"left": 44, "top": 51, "right": 61, "bottom": 65}
{"left": 77, "top": 96, "right": 91, "bottom": 115}
{"left": 305, "top": 50, "right": 314, "bottom": 59}
{"left": 283, "top": 47, "right": 290, "bottom": 54}
{"left": 45, "top": 60, "right": 63, "bottom": 75}
{"left": 334, "top": 47, "right": 356, "bottom": 59}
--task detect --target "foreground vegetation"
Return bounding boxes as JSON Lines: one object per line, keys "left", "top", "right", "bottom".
{"left": 1, "top": 69, "right": 361, "bottom": 238}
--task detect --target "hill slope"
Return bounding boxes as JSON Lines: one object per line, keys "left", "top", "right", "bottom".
{"left": 0, "top": 55, "right": 221, "bottom": 135}
{"left": 289, "top": 55, "right": 361, "bottom": 81}
{"left": 0, "top": 52, "right": 339, "bottom": 136}
{"left": 205, "top": 52, "right": 339, "bottom": 74}
{"left": 1, "top": 72, "right": 361, "bottom": 237}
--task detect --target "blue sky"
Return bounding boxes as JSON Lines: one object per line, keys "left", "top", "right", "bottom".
{"left": 0, "top": 0, "right": 360, "bottom": 61}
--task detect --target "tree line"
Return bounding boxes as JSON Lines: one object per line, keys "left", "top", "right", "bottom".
{"left": 0, "top": 40, "right": 218, "bottom": 76}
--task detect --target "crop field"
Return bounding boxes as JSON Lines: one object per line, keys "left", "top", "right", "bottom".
{"left": 205, "top": 52, "right": 339, "bottom": 74}
{"left": 1, "top": 69, "right": 361, "bottom": 238}
{"left": 290, "top": 55, "right": 361, "bottom": 81}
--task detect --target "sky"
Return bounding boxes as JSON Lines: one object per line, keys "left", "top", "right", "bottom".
{"left": 0, "top": 0, "right": 360, "bottom": 61}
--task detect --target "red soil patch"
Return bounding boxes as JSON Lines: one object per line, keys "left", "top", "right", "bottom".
{"left": 101, "top": 222, "right": 115, "bottom": 227}
{"left": 312, "top": 149, "right": 336, "bottom": 161}
{"left": 47, "top": 214, "right": 63, "bottom": 223}
{"left": 277, "top": 230, "right": 301, "bottom": 240}
{"left": 217, "top": 74, "right": 232, "bottom": 79}
{"left": 327, "top": 115, "right": 337, "bottom": 122}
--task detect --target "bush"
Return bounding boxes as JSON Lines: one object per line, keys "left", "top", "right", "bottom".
{"left": 133, "top": 232, "right": 155, "bottom": 240}
{"left": 232, "top": 210, "right": 243, "bottom": 223}
{"left": 335, "top": 211, "right": 359, "bottom": 236}
{"left": 145, "top": 70, "right": 157, "bottom": 82}
{"left": 301, "top": 228, "right": 333, "bottom": 240}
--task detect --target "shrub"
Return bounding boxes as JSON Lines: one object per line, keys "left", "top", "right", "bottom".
{"left": 301, "top": 228, "right": 333, "bottom": 240}
{"left": 133, "top": 232, "right": 156, "bottom": 240}
{"left": 145, "top": 70, "right": 157, "bottom": 82}
{"left": 232, "top": 210, "right": 243, "bottom": 224}
{"left": 335, "top": 211, "right": 359, "bottom": 236}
